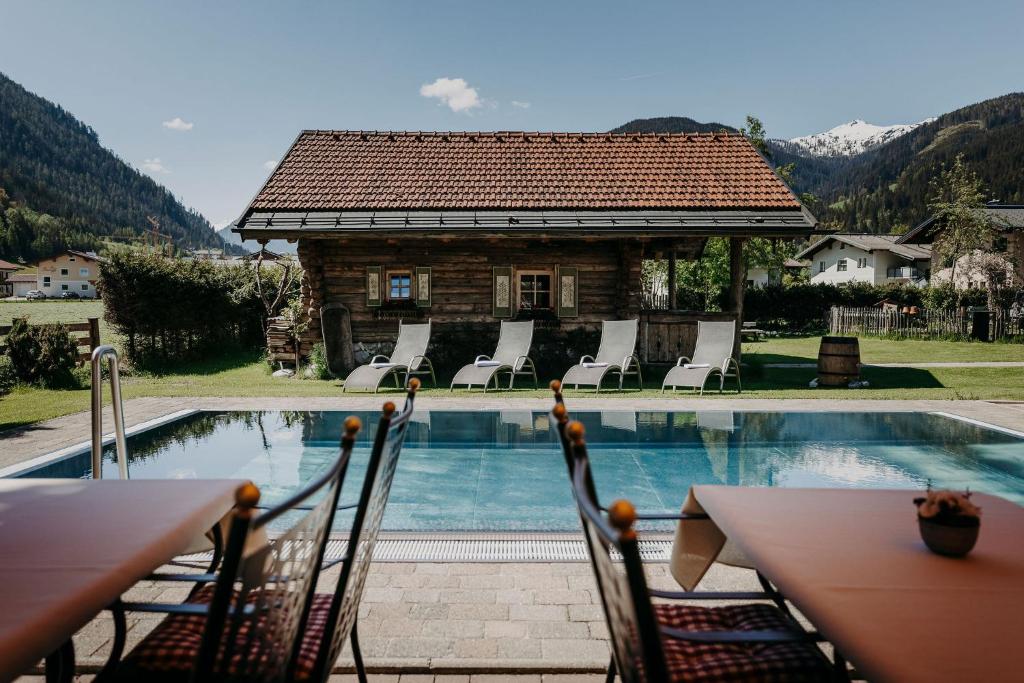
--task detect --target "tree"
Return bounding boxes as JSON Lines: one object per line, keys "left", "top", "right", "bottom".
{"left": 927, "top": 154, "right": 1006, "bottom": 307}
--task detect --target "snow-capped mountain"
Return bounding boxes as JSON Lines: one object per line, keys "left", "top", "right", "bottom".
{"left": 784, "top": 118, "right": 936, "bottom": 157}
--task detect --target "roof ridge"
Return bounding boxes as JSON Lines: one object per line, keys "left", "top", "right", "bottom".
{"left": 304, "top": 129, "right": 745, "bottom": 139}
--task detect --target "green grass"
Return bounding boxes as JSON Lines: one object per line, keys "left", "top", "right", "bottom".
{"left": 742, "top": 335, "right": 1024, "bottom": 364}
{"left": 3, "top": 343, "right": 1024, "bottom": 432}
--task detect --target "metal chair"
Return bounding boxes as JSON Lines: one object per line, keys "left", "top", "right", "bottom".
{"left": 294, "top": 378, "right": 420, "bottom": 682}
{"left": 102, "top": 416, "right": 361, "bottom": 682}
{"left": 550, "top": 382, "right": 837, "bottom": 683}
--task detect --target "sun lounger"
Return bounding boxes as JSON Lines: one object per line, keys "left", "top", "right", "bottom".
{"left": 450, "top": 320, "right": 537, "bottom": 391}
{"left": 561, "top": 319, "right": 642, "bottom": 392}
{"left": 343, "top": 320, "right": 435, "bottom": 392}
{"left": 662, "top": 320, "right": 741, "bottom": 394}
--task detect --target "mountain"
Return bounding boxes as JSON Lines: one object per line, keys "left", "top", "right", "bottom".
{"left": 610, "top": 116, "right": 737, "bottom": 135}
{"left": 614, "top": 93, "right": 1024, "bottom": 233}
{"left": 778, "top": 118, "right": 935, "bottom": 158}
{"left": 0, "top": 71, "right": 232, "bottom": 262}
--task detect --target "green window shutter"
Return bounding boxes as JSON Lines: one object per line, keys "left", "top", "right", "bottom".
{"left": 492, "top": 266, "right": 512, "bottom": 318}
{"left": 415, "top": 267, "right": 432, "bottom": 307}
{"left": 366, "top": 266, "right": 382, "bottom": 307}
{"left": 557, "top": 266, "right": 579, "bottom": 318}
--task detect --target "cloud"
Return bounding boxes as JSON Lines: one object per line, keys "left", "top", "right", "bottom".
{"left": 511, "top": 100, "right": 531, "bottom": 109}
{"left": 619, "top": 71, "right": 663, "bottom": 82}
{"left": 162, "top": 117, "right": 194, "bottom": 131}
{"left": 141, "top": 158, "right": 169, "bottom": 174}
{"left": 263, "top": 159, "right": 278, "bottom": 170}
{"left": 419, "top": 77, "right": 481, "bottom": 113}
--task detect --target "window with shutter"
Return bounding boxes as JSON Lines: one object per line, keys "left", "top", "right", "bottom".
{"left": 492, "top": 266, "right": 512, "bottom": 318}
{"left": 556, "top": 266, "right": 578, "bottom": 317}
{"left": 415, "top": 267, "right": 431, "bottom": 307}
{"left": 366, "top": 266, "right": 382, "bottom": 307}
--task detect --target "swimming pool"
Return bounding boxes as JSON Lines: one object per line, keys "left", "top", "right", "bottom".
{"left": 13, "top": 410, "right": 1024, "bottom": 532}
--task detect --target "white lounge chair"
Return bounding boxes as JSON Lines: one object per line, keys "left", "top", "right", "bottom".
{"left": 662, "top": 320, "right": 741, "bottom": 395}
{"left": 561, "top": 319, "right": 642, "bottom": 392}
{"left": 450, "top": 320, "right": 537, "bottom": 391}
{"left": 343, "top": 320, "right": 435, "bottom": 392}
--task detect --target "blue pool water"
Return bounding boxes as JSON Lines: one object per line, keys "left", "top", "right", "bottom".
{"left": 15, "top": 410, "right": 1024, "bottom": 531}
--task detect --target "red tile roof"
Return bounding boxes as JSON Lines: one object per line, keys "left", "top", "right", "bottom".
{"left": 0, "top": 259, "right": 20, "bottom": 271}
{"left": 248, "top": 131, "right": 800, "bottom": 213}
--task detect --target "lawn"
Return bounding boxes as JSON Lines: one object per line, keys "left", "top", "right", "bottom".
{"left": 0, "top": 300, "right": 119, "bottom": 347}
{"left": 3, "top": 342, "right": 1024, "bottom": 431}
{"left": 743, "top": 335, "right": 1024, "bottom": 364}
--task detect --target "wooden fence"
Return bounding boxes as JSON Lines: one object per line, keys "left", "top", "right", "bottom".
{"left": 828, "top": 306, "right": 1024, "bottom": 340}
{"left": 0, "top": 317, "right": 101, "bottom": 364}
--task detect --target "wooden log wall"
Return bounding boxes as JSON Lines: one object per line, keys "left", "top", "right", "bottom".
{"left": 296, "top": 236, "right": 646, "bottom": 355}
{"left": 639, "top": 310, "right": 738, "bottom": 364}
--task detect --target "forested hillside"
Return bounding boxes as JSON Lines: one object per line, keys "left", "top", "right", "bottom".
{"left": 616, "top": 93, "right": 1024, "bottom": 233}
{"left": 0, "top": 72, "right": 229, "bottom": 263}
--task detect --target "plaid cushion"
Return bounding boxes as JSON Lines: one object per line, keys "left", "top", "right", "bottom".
{"left": 653, "top": 603, "right": 832, "bottom": 682}
{"left": 116, "top": 586, "right": 333, "bottom": 682}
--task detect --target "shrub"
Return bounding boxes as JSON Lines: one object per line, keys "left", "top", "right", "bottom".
{"left": 307, "top": 342, "right": 332, "bottom": 380}
{"left": 0, "top": 356, "right": 16, "bottom": 395}
{"left": 4, "top": 319, "right": 79, "bottom": 388}
{"left": 742, "top": 282, "right": 927, "bottom": 332}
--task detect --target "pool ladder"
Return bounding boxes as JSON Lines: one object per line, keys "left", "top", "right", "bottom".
{"left": 91, "top": 345, "right": 128, "bottom": 479}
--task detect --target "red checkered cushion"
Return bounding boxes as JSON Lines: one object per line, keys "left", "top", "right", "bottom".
{"left": 653, "top": 603, "right": 832, "bottom": 682}
{"left": 115, "top": 586, "right": 334, "bottom": 682}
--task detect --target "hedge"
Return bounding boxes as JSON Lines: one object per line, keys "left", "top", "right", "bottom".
{"left": 100, "top": 249, "right": 296, "bottom": 366}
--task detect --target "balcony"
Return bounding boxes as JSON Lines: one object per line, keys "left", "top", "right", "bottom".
{"left": 887, "top": 266, "right": 922, "bottom": 280}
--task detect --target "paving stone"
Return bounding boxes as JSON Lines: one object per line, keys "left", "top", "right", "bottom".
{"left": 396, "top": 676, "right": 435, "bottom": 683}
{"left": 542, "top": 675, "right": 606, "bottom": 682}
{"left": 448, "top": 604, "right": 509, "bottom": 621}
{"left": 532, "top": 590, "right": 591, "bottom": 606}
{"left": 377, "top": 563, "right": 417, "bottom": 575}
{"left": 409, "top": 603, "right": 449, "bottom": 620}
{"left": 514, "top": 574, "right": 568, "bottom": 590}
{"left": 421, "top": 575, "right": 462, "bottom": 589}
{"left": 413, "top": 563, "right": 450, "bottom": 575}
{"left": 496, "top": 638, "right": 543, "bottom": 660}
{"left": 452, "top": 638, "right": 499, "bottom": 658}
{"left": 540, "top": 639, "right": 610, "bottom": 662}
{"left": 385, "top": 637, "right": 453, "bottom": 658}
{"left": 328, "top": 676, "right": 399, "bottom": 682}
{"left": 565, "top": 576, "right": 596, "bottom": 591}
{"left": 586, "top": 622, "right": 609, "bottom": 640}
{"left": 450, "top": 564, "right": 502, "bottom": 575}
{"left": 422, "top": 619, "right": 485, "bottom": 639}
{"left": 364, "top": 587, "right": 407, "bottom": 603}
{"left": 483, "top": 621, "right": 528, "bottom": 639}
{"left": 376, "top": 619, "right": 424, "bottom": 637}
{"left": 457, "top": 574, "right": 516, "bottom": 590}
{"left": 509, "top": 605, "right": 567, "bottom": 622}
{"left": 470, "top": 676, "right": 542, "bottom": 683}
{"left": 567, "top": 605, "right": 604, "bottom": 622}
{"left": 439, "top": 590, "right": 497, "bottom": 604}
{"left": 403, "top": 589, "right": 442, "bottom": 603}
{"left": 494, "top": 589, "right": 534, "bottom": 605}
{"left": 526, "top": 621, "right": 590, "bottom": 639}
{"left": 433, "top": 676, "right": 471, "bottom": 683}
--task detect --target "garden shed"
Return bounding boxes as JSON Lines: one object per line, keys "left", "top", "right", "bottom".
{"left": 233, "top": 130, "right": 817, "bottom": 373}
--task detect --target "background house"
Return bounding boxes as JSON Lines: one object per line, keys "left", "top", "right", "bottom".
{"left": 0, "top": 259, "right": 18, "bottom": 297}
{"left": 897, "top": 202, "right": 1023, "bottom": 289}
{"left": 8, "top": 272, "right": 36, "bottom": 298}
{"left": 35, "top": 249, "right": 103, "bottom": 298}
{"left": 746, "top": 258, "right": 808, "bottom": 287}
{"left": 797, "top": 235, "right": 931, "bottom": 286}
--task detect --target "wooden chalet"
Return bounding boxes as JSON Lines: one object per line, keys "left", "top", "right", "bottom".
{"left": 234, "top": 130, "right": 817, "bottom": 373}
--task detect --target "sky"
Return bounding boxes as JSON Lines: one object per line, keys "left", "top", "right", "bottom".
{"left": 2, "top": 0, "right": 1023, "bottom": 231}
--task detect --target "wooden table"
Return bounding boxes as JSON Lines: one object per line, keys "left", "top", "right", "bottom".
{"left": 0, "top": 478, "right": 242, "bottom": 682}
{"left": 691, "top": 486, "right": 1024, "bottom": 683}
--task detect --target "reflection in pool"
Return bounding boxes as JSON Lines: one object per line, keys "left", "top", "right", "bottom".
{"left": 16, "top": 410, "right": 1024, "bottom": 532}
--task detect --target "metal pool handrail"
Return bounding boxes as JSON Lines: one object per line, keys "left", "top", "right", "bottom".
{"left": 91, "top": 345, "right": 128, "bottom": 479}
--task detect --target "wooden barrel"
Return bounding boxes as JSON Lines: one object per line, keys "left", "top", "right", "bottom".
{"left": 817, "top": 336, "right": 860, "bottom": 386}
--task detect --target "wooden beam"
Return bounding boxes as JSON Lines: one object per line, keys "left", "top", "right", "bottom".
{"left": 729, "top": 237, "right": 745, "bottom": 360}
{"left": 667, "top": 251, "right": 677, "bottom": 310}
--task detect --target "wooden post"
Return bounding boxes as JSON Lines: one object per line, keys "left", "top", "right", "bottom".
{"left": 88, "top": 317, "right": 100, "bottom": 353}
{"left": 667, "top": 251, "right": 677, "bottom": 311}
{"left": 728, "top": 237, "right": 745, "bottom": 360}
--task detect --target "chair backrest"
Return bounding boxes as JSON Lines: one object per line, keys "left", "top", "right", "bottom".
{"left": 308, "top": 379, "right": 420, "bottom": 682}
{"left": 594, "top": 319, "right": 638, "bottom": 364}
{"left": 690, "top": 320, "right": 736, "bottom": 367}
{"left": 192, "top": 417, "right": 362, "bottom": 683}
{"left": 492, "top": 320, "right": 534, "bottom": 366}
{"left": 390, "top": 320, "right": 431, "bottom": 370}
{"left": 566, "top": 422, "right": 668, "bottom": 683}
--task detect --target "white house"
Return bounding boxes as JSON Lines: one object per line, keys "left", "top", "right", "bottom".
{"left": 746, "top": 258, "right": 808, "bottom": 287}
{"left": 8, "top": 273, "right": 36, "bottom": 297}
{"left": 796, "top": 235, "right": 931, "bottom": 286}
{"left": 35, "top": 250, "right": 104, "bottom": 298}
